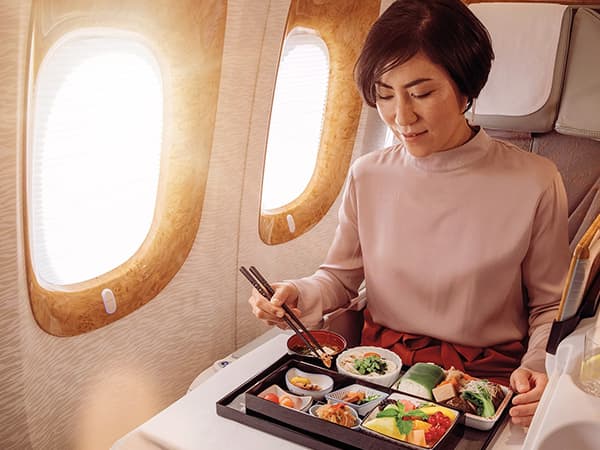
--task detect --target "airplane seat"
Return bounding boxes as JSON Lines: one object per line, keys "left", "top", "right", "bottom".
{"left": 322, "top": 3, "right": 600, "bottom": 346}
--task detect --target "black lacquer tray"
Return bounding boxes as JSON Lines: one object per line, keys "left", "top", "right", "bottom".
{"left": 216, "top": 354, "right": 509, "bottom": 450}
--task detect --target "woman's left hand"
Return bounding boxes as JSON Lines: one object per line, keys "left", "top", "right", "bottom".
{"left": 508, "top": 368, "right": 548, "bottom": 427}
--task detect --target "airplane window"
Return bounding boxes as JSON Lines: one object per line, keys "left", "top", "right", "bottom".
{"left": 24, "top": 0, "right": 225, "bottom": 337}
{"left": 29, "top": 33, "right": 162, "bottom": 285}
{"left": 261, "top": 27, "right": 329, "bottom": 211}
{"left": 258, "top": 0, "right": 380, "bottom": 246}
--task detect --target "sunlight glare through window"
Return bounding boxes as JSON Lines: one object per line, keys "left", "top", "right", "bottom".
{"left": 29, "top": 32, "right": 163, "bottom": 285}
{"left": 261, "top": 28, "right": 329, "bottom": 211}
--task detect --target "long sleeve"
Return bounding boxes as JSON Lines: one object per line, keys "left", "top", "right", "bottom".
{"left": 520, "top": 170, "right": 570, "bottom": 372}
{"left": 291, "top": 168, "right": 365, "bottom": 327}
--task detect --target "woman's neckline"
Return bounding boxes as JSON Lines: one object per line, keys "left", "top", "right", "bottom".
{"left": 401, "top": 127, "right": 491, "bottom": 172}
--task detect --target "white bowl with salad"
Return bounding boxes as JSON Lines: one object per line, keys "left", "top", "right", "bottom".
{"left": 335, "top": 346, "right": 402, "bottom": 387}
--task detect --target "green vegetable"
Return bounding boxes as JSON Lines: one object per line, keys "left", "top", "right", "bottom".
{"left": 357, "top": 393, "right": 380, "bottom": 405}
{"left": 461, "top": 381, "right": 496, "bottom": 418}
{"left": 376, "top": 401, "right": 429, "bottom": 436}
{"left": 396, "top": 363, "right": 444, "bottom": 400}
{"left": 353, "top": 355, "right": 388, "bottom": 375}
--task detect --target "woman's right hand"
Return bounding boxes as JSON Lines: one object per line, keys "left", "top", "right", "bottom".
{"left": 248, "top": 282, "right": 302, "bottom": 328}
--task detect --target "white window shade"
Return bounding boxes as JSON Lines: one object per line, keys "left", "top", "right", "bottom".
{"left": 261, "top": 27, "right": 329, "bottom": 211}
{"left": 28, "top": 31, "right": 163, "bottom": 286}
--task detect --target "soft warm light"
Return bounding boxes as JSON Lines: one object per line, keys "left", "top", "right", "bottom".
{"left": 261, "top": 28, "right": 329, "bottom": 211}
{"left": 29, "top": 32, "right": 163, "bottom": 285}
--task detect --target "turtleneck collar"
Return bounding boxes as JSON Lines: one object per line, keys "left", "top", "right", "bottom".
{"left": 400, "top": 128, "right": 492, "bottom": 172}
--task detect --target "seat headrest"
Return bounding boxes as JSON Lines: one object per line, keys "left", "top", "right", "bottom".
{"left": 555, "top": 8, "right": 600, "bottom": 141}
{"left": 465, "top": 3, "right": 571, "bottom": 133}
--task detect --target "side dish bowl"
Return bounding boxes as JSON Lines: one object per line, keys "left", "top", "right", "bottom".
{"left": 258, "top": 384, "right": 312, "bottom": 412}
{"left": 336, "top": 346, "right": 402, "bottom": 387}
{"left": 309, "top": 403, "right": 360, "bottom": 429}
{"left": 463, "top": 386, "right": 512, "bottom": 430}
{"left": 325, "top": 383, "right": 388, "bottom": 416}
{"left": 285, "top": 367, "right": 334, "bottom": 400}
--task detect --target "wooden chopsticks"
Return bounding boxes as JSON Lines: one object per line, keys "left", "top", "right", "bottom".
{"left": 239, "top": 265, "right": 331, "bottom": 367}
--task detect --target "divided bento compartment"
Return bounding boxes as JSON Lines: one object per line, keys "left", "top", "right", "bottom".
{"left": 360, "top": 392, "right": 463, "bottom": 449}
{"left": 391, "top": 367, "right": 514, "bottom": 431}
{"left": 243, "top": 358, "right": 464, "bottom": 450}
{"left": 464, "top": 386, "right": 513, "bottom": 430}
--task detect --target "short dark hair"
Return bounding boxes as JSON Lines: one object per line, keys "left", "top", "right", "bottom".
{"left": 355, "top": 0, "right": 494, "bottom": 108}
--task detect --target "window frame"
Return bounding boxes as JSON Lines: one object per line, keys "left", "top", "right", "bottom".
{"left": 23, "top": 0, "right": 227, "bottom": 336}
{"left": 261, "top": 26, "right": 329, "bottom": 212}
{"left": 28, "top": 29, "right": 164, "bottom": 286}
{"left": 259, "top": 0, "right": 381, "bottom": 245}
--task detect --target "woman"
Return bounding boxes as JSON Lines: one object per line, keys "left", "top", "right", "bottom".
{"left": 249, "top": 0, "right": 569, "bottom": 427}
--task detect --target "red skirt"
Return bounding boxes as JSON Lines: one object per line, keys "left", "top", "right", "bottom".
{"left": 361, "top": 309, "right": 525, "bottom": 386}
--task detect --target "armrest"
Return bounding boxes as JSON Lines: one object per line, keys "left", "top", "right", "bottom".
{"left": 320, "top": 288, "right": 367, "bottom": 347}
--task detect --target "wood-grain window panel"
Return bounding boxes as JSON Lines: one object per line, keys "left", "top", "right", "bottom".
{"left": 24, "top": 0, "right": 226, "bottom": 336}
{"left": 259, "top": 0, "right": 380, "bottom": 245}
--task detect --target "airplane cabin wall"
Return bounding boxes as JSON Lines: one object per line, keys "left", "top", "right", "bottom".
{"left": 0, "top": 0, "right": 390, "bottom": 449}
{"left": 1, "top": 4, "right": 32, "bottom": 450}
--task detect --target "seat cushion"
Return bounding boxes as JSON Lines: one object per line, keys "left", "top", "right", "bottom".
{"left": 467, "top": 3, "right": 571, "bottom": 132}
{"left": 555, "top": 8, "right": 600, "bottom": 140}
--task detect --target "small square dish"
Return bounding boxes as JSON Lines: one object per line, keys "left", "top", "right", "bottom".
{"left": 325, "top": 383, "right": 388, "bottom": 416}
{"left": 257, "top": 384, "right": 312, "bottom": 412}
{"left": 462, "top": 385, "right": 512, "bottom": 430}
{"left": 360, "top": 392, "right": 461, "bottom": 449}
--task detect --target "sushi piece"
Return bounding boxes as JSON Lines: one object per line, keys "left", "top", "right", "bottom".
{"left": 395, "top": 363, "right": 445, "bottom": 400}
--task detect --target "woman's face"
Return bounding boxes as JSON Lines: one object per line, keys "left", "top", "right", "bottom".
{"left": 375, "top": 52, "right": 472, "bottom": 157}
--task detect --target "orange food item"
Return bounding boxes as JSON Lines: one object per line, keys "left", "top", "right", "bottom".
{"left": 342, "top": 391, "right": 366, "bottom": 404}
{"left": 315, "top": 403, "right": 357, "bottom": 428}
{"left": 263, "top": 393, "right": 279, "bottom": 403}
{"left": 363, "top": 352, "right": 380, "bottom": 358}
{"left": 279, "top": 396, "right": 295, "bottom": 408}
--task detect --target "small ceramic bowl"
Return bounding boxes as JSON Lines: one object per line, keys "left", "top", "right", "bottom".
{"left": 258, "top": 384, "right": 312, "bottom": 411}
{"left": 325, "top": 383, "right": 388, "bottom": 416}
{"left": 285, "top": 367, "right": 334, "bottom": 400}
{"left": 336, "top": 346, "right": 402, "bottom": 387}
{"left": 286, "top": 330, "right": 347, "bottom": 365}
{"left": 309, "top": 403, "right": 360, "bottom": 429}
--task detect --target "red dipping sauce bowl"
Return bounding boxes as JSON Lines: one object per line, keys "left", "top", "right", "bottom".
{"left": 286, "top": 330, "right": 347, "bottom": 367}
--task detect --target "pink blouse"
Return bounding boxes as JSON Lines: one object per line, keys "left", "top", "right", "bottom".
{"left": 292, "top": 129, "right": 569, "bottom": 373}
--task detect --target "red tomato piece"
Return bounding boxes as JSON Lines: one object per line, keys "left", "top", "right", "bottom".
{"left": 398, "top": 399, "right": 415, "bottom": 412}
{"left": 263, "top": 393, "right": 279, "bottom": 403}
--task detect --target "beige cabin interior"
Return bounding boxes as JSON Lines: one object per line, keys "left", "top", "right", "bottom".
{"left": 1, "top": 1, "right": 599, "bottom": 449}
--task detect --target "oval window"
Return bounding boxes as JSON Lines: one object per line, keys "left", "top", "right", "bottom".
{"left": 261, "top": 27, "right": 329, "bottom": 211}
{"left": 29, "top": 33, "right": 162, "bottom": 285}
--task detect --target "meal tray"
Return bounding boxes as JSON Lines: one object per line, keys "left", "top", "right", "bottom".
{"left": 216, "top": 354, "right": 509, "bottom": 450}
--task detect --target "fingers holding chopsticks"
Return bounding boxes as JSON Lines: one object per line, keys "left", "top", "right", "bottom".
{"left": 248, "top": 282, "right": 301, "bottom": 327}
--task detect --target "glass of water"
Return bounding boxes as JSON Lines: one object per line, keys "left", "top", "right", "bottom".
{"left": 580, "top": 326, "right": 600, "bottom": 397}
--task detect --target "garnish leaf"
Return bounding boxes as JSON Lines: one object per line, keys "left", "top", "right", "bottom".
{"left": 396, "top": 417, "right": 414, "bottom": 435}
{"left": 376, "top": 408, "right": 400, "bottom": 418}
{"left": 405, "top": 409, "right": 429, "bottom": 420}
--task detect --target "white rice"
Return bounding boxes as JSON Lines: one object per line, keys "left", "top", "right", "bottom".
{"left": 395, "top": 379, "right": 433, "bottom": 400}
